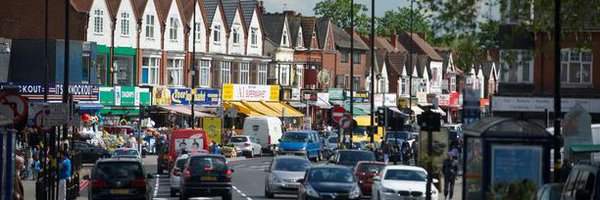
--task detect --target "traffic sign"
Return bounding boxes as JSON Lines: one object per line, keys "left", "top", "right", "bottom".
{"left": 338, "top": 113, "right": 352, "bottom": 129}
{"left": 0, "top": 92, "right": 28, "bottom": 124}
{"left": 332, "top": 106, "right": 347, "bottom": 122}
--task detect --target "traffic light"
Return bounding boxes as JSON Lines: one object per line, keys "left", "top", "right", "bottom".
{"left": 376, "top": 107, "right": 386, "bottom": 126}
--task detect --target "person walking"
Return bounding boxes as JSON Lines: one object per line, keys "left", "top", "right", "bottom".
{"left": 442, "top": 153, "right": 458, "bottom": 199}
{"left": 381, "top": 140, "right": 391, "bottom": 165}
{"left": 32, "top": 154, "right": 40, "bottom": 180}
{"left": 211, "top": 140, "right": 220, "bottom": 154}
{"left": 58, "top": 151, "right": 72, "bottom": 200}
{"left": 14, "top": 156, "right": 24, "bottom": 200}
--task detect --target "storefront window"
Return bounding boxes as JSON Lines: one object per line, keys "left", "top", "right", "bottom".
{"left": 97, "top": 54, "right": 108, "bottom": 85}
{"left": 82, "top": 53, "right": 91, "bottom": 83}
{"left": 114, "top": 55, "right": 134, "bottom": 86}
{"left": 168, "top": 58, "right": 184, "bottom": 86}
{"left": 142, "top": 57, "right": 160, "bottom": 85}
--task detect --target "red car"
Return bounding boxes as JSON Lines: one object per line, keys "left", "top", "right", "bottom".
{"left": 354, "top": 161, "right": 386, "bottom": 196}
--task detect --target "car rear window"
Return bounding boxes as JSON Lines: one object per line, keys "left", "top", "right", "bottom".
{"left": 338, "top": 151, "right": 376, "bottom": 166}
{"left": 176, "top": 159, "right": 188, "bottom": 169}
{"left": 357, "top": 164, "right": 385, "bottom": 173}
{"left": 274, "top": 158, "right": 311, "bottom": 172}
{"left": 94, "top": 162, "right": 144, "bottom": 180}
{"left": 282, "top": 132, "right": 308, "bottom": 142}
{"left": 189, "top": 156, "right": 227, "bottom": 172}
{"left": 230, "top": 137, "right": 248, "bottom": 143}
{"left": 114, "top": 149, "right": 139, "bottom": 156}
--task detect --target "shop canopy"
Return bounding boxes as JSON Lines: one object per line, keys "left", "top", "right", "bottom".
{"left": 343, "top": 104, "right": 368, "bottom": 116}
{"left": 262, "top": 102, "right": 304, "bottom": 117}
{"left": 100, "top": 107, "right": 139, "bottom": 116}
{"left": 223, "top": 102, "right": 264, "bottom": 117}
{"left": 288, "top": 101, "right": 307, "bottom": 108}
{"left": 354, "top": 115, "right": 377, "bottom": 126}
{"left": 242, "top": 101, "right": 282, "bottom": 117}
{"left": 157, "top": 106, "right": 216, "bottom": 118}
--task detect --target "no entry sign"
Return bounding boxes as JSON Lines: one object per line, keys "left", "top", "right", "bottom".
{"left": 332, "top": 106, "right": 347, "bottom": 122}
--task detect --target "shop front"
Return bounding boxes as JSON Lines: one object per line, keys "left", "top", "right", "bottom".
{"left": 151, "top": 86, "right": 217, "bottom": 128}
{"left": 439, "top": 92, "right": 461, "bottom": 123}
{"left": 99, "top": 86, "right": 151, "bottom": 126}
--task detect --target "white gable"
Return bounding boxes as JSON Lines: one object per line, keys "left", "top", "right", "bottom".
{"left": 296, "top": 26, "right": 304, "bottom": 48}
{"left": 280, "top": 17, "right": 291, "bottom": 47}
{"left": 187, "top": 2, "right": 207, "bottom": 53}
{"left": 209, "top": 4, "right": 226, "bottom": 54}
{"left": 114, "top": 0, "right": 136, "bottom": 48}
{"left": 164, "top": 1, "right": 184, "bottom": 52}
{"left": 86, "top": 0, "right": 111, "bottom": 46}
{"left": 140, "top": 0, "right": 161, "bottom": 50}
{"left": 246, "top": 9, "right": 263, "bottom": 56}
{"left": 228, "top": 9, "right": 246, "bottom": 55}
{"left": 429, "top": 61, "right": 443, "bottom": 94}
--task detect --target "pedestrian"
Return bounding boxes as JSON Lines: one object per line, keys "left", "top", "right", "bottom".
{"left": 32, "top": 154, "right": 40, "bottom": 180}
{"left": 211, "top": 140, "right": 220, "bottom": 154}
{"left": 442, "top": 153, "right": 458, "bottom": 199}
{"left": 14, "top": 155, "right": 24, "bottom": 200}
{"left": 58, "top": 151, "right": 72, "bottom": 200}
{"left": 381, "top": 140, "right": 391, "bottom": 164}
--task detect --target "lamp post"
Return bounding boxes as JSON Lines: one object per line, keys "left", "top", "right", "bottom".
{"left": 369, "top": 0, "right": 375, "bottom": 144}
{"left": 190, "top": 0, "right": 197, "bottom": 128}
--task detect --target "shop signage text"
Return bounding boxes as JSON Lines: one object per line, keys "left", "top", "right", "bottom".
{"left": 222, "top": 84, "right": 279, "bottom": 101}
{"left": 0, "top": 82, "right": 99, "bottom": 101}
{"left": 329, "top": 88, "right": 344, "bottom": 100}
{"left": 491, "top": 96, "right": 600, "bottom": 113}
{"left": 168, "top": 88, "right": 220, "bottom": 106}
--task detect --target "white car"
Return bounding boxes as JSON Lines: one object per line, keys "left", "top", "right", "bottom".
{"left": 169, "top": 154, "right": 190, "bottom": 197}
{"left": 111, "top": 148, "right": 141, "bottom": 159}
{"left": 371, "top": 165, "right": 439, "bottom": 200}
{"left": 229, "top": 135, "right": 262, "bottom": 158}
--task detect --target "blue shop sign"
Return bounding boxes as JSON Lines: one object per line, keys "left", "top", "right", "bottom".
{"left": 194, "top": 89, "right": 219, "bottom": 106}
{"left": 0, "top": 82, "right": 99, "bottom": 101}
{"left": 170, "top": 88, "right": 192, "bottom": 105}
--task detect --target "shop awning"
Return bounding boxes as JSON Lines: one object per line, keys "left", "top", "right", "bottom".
{"left": 157, "top": 106, "right": 216, "bottom": 118}
{"left": 314, "top": 97, "right": 332, "bottom": 109}
{"left": 77, "top": 102, "right": 103, "bottom": 111}
{"left": 354, "top": 115, "right": 377, "bottom": 126}
{"left": 354, "top": 103, "right": 374, "bottom": 114}
{"left": 288, "top": 101, "right": 307, "bottom": 108}
{"left": 343, "top": 104, "right": 368, "bottom": 116}
{"left": 100, "top": 107, "right": 139, "bottom": 116}
{"left": 388, "top": 107, "right": 408, "bottom": 116}
{"left": 223, "top": 102, "right": 264, "bottom": 117}
{"left": 411, "top": 106, "right": 424, "bottom": 115}
{"left": 262, "top": 102, "right": 304, "bottom": 117}
{"left": 431, "top": 108, "right": 447, "bottom": 116}
{"left": 242, "top": 101, "right": 282, "bottom": 117}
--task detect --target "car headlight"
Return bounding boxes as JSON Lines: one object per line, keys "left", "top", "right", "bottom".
{"left": 349, "top": 186, "right": 361, "bottom": 198}
{"left": 300, "top": 146, "right": 307, "bottom": 151}
{"left": 382, "top": 187, "right": 395, "bottom": 194}
{"left": 269, "top": 174, "right": 282, "bottom": 183}
{"left": 305, "top": 185, "right": 320, "bottom": 198}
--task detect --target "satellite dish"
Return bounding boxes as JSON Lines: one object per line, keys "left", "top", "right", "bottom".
{"left": 318, "top": 69, "right": 331, "bottom": 85}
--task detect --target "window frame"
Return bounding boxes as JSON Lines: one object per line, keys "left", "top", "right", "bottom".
{"left": 120, "top": 12, "right": 130, "bottom": 36}
{"left": 251, "top": 28, "right": 258, "bottom": 46}
{"left": 169, "top": 17, "right": 179, "bottom": 41}
{"left": 94, "top": 9, "right": 103, "bottom": 34}
{"left": 145, "top": 15, "right": 155, "bottom": 39}
{"left": 233, "top": 28, "right": 240, "bottom": 45}
{"left": 142, "top": 57, "right": 160, "bottom": 85}
{"left": 341, "top": 51, "right": 349, "bottom": 63}
{"left": 560, "top": 48, "right": 592, "bottom": 85}
{"left": 213, "top": 24, "right": 221, "bottom": 43}
{"left": 194, "top": 23, "right": 202, "bottom": 43}
{"left": 280, "top": 65, "right": 290, "bottom": 86}
{"left": 258, "top": 64, "right": 268, "bottom": 85}
{"left": 499, "top": 50, "right": 534, "bottom": 83}
{"left": 199, "top": 59, "right": 211, "bottom": 87}
{"left": 167, "top": 58, "right": 184, "bottom": 86}
{"left": 221, "top": 61, "right": 231, "bottom": 84}
{"left": 352, "top": 51, "right": 361, "bottom": 64}
{"left": 239, "top": 63, "right": 250, "bottom": 84}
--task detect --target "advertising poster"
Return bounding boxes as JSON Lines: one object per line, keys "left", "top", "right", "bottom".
{"left": 465, "top": 137, "right": 483, "bottom": 199}
{"left": 491, "top": 145, "right": 543, "bottom": 188}
{"left": 152, "top": 86, "right": 171, "bottom": 105}
{"left": 203, "top": 118, "right": 222, "bottom": 144}
{"left": 174, "top": 133, "right": 205, "bottom": 153}
{"left": 419, "top": 128, "right": 449, "bottom": 173}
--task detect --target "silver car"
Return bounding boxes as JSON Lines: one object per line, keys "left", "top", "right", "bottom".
{"left": 229, "top": 135, "right": 262, "bottom": 158}
{"left": 264, "top": 155, "right": 312, "bottom": 198}
{"left": 169, "top": 154, "right": 190, "bottom": 197}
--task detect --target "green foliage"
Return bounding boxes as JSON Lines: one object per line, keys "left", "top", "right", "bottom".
{"left": 487, "top": 179, "right": 538, "bottom": 200}
{"left": 313, "top": 0, "right": 372, "bottom": 35}
{"left": 376, "top": 7, "right": 432, "bottom": 39}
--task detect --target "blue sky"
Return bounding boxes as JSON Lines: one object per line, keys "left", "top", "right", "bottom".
{"left": 262, "top": 0, "right": 409, "bottom": 17}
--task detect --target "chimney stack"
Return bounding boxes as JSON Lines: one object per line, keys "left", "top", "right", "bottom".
{"left": 390, "top": 28, "right": 399, "bottom": 49}
{"left": 258, "top": 1, "right": 265, "bottom": 15}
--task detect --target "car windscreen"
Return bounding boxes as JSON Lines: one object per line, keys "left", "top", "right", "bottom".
{"left": 188, "top": 156, "right": 227, "bottom": 173}
{"left": 308, "top": 168, "right": 355, "bottom": 183}
{"left": 273, "top": 158, "right": 311, "bottom": 172}
{"left": 338, "top": 151, "right": 375, "bottom": 166}
{"left": 113, "top": 149, "right": 139, "bottom": 156}
{"left": 328, "top": 137, "right": 338, "bottom": 143}
{"left": 229, "top": 137, "right": 248, "bottom": 143}
{"left": 282, "top": 132, "right": 308, "bottom": 142}
{"left": 94, "top": 161, "right": 144, "bottom": 181}
{"left": 357, "top": 164, "right": 385, "bottom": 173}
{"left": 384, "top": 169, "right": 427, "bottom": 181}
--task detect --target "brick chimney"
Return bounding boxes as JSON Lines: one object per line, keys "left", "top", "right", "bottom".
{"left": 283, "top": 10, "right": 296, "bottom": 16}
{"left": 390, "top": 28, "right": 399, "bottom": 49}
{"left": 258, "top": 1, "right": 265, "bottom": 15}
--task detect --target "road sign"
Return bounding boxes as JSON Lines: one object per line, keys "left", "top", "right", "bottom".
{"left": 338, "top": 113, "right": 352, "bottom": 129}
{"left": 0, "top": 93, "right": 28, "bottom": 124}
{"left": 332, "top": 106, "right": 347, "bottom": 122}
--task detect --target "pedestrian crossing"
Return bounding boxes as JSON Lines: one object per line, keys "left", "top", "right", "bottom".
{"left": 152, "top": 174, "right": 221, "bottom": 200}
{"left": 233, "top": 161, "right": 271, "bottom": 172}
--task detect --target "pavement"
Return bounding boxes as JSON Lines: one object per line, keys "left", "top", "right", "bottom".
{"left": 24, "top": 155, "right": 461, "bottom": 200}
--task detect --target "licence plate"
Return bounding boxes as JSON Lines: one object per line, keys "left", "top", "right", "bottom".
{"left": 201, "top": 176, "right": 217, "bottom": 181}
{"left": 110, "top": 189, "right": 129, "bottom": 195}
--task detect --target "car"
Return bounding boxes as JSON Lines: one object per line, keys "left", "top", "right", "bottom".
{"left": 329, "top": 150, "right": 376, "bottom": 168}
{"left": 371, "top": 165, "right": 439, "bottom": 200}
{"left": 354, "top": 161, "right": 386, "bottom": 197}
{"left": 535, "top": 183, "right": 562, "bottom": 200}
{"left": 73, "top": 141, "right": 110, "bottom": 163}
{"left": 243, "top": 116, "right": 283, "bottom": 154}
{"left": 228, "top": 135, "right": 262, "bottom": 158}
{"left": 264, "top": 155, "right": 312, "bottom": 198}
{"left": 112, "top": 148, "right": 141, "bottom": 159}
{"left": 169, "top": 154, "right": 190, "bottom": 197}
{"left": 324, "top": 135, "right": 339, "bottom": 150}
{"left": 86, "top": 157, "right": 152, "bottom": 200}
{"left": 561, "top": 162, "right": 599, "bottom": 200}
{"left": 278, "top": 130, "right": 322, "bottom": 161}
{"left": 179, "top": 154, "right": 234, "bottom": 200}
{"left": 169, "top": 129, "right": 210, "bottom": 171}
{"left": 297, "top": 165, "right": 362, "bottom": 200}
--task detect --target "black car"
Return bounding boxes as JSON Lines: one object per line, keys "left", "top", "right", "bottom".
{"left": 73, "top": 141, "right": 110, "bottom": 163}
{"left": 329, "top": 150, "right": 376, "bottom": 168}
{"left": 561, "top": 162, "right": 599, "bottom": 200}
{"left": 180, "top": 154, "right": 234, "bottom": 200}
{"left": 297, "top": 165, "right": 361, "bottom": 200}
{"left": 86, "top": 158, "right": 152, "bottom": 200}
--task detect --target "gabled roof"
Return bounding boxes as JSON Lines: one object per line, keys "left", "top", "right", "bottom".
{"left": 71, "top": 0, "right": 94, "bottom": 12}
{"left": 301, "top": 16, "right": 317, "bottom": 49}
{"left": 155, "top": 0, "right": 172, "bottom": 24}
{"left": 405, "top": 54, "right": 419, "bottom": 77}
{"left": 400, "top": 32, "right": 443, "bottom": 61}
{"left": 106, "top": 0, "right": 123, "bottom": 19}
{"left": 131, "top": 0, "right": 149, "bottom": 21}
{"left": 315, "top": 17, "right": 330, "bottom": 49}
{"left": 262, "top": 13, "right": 286, "bottom": 46}
{"left": 202, "top": 0, "right": 218, "bottom": 27}
{"left": 331, "top": 24, "right": 368, "bottom": 50}
{"left": 287, "top": 14, "right": 302, "bottom": 47}
{"left": 180, "top": 0, "right": 208, "bottom": 30}
{"left": 387, "top": 51, "right": 407, "bottom": 75}
{"left": 481, "top": 61, "right": 497, "bottom": 79}
{"left": 240, "top": 0, "right": 257, "bottom": 27}
{"left": 221, "top": 0, "right": 239, "bottom": 29}
{"left": 436, "top": 49, "right": 451, "bottom": 75}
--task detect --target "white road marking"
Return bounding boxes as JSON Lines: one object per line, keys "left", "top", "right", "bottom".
{"left": 232, "top": 186, "right": 252, "bottom": 200}
{"left": 153, "top": 174, "right": 160, "bottom": 197}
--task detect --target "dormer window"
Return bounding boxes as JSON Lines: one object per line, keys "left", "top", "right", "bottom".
{"left": 213, "top": 24, "right": 221, "bottom": 43}
{"left": 120, "top": 13, "right": 130, "bottom": 36}
{"left": 145, "top": 15, "right": 155, "bottom": 39}
{"left": 282, "top": 30, "right": 288, "bottom": 45}
{"left": 194, "top": 23, "right": 202, "bottom": 42}
{"left": 233, "top": 28, "right": 239, "bottom": 44}
{"left": 251, "top": 28, "right": 258, "bottom": 46}
{"left": 169, "top": 17, "right": 179, "bottom": 40}
{"left": 94, "top": 9, "right": 103, "bottom": 33}
{"left": 297, "top": 31, "right": 303, "bottom": 47}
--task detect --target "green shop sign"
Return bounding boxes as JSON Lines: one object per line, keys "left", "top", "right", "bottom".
{"left": 100, "top": 86, "right": 144, "bottom": 107}
{"left": 329, "top": 88, "right": 345, "bottom": 100}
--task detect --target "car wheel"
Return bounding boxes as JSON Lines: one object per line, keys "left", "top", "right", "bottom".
{"left": 222, "top": 190, "right": 233, "bottom": 200}
{"left": 170, "top": 189, "right": 177, "bottom": 197}
{"left": 248, "top": 150, "right": 254, "bottom": 158}
{"left": 265, "top": 184, "right": 275, "bottom": 198}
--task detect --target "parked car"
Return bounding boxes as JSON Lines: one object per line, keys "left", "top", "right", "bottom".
{"left": 371, "top": 165, "right": 439, "bottom": 200}
{"left": 228, "top": 135, "right": 262, "bottom": 158}
{"left": 561, "top": 162, "right": 599, "bottom": 200}
{"left": 329, "top": 150, "right": 376, "bottom": 168}
{"left": 86, "top": 158, "right": 152, "bottom": 200}
{"left": 297, "top": 165, "right": 361, "bottom": 200}
{"left": 112, "top": 148, "right": 141, "bottom": 159}
{"left": 169, "top": 154, "right": 190, "bottom": 197}
{"left": 535, "top": 183, "right": 562, "bottom": 200}
{"left": 278, "top": 130, "right": 322, "bottom": 161}
{"left": 73, "top": 141, "right": 110, "bottom": 163}
{"left": 354, "top": 161, "right": 386, "bottom": 197}
{"left": 243, "top": 116, "right": 283, "bottom": 154}
{"left": 180, "top": 154, "right": 234, "bottom": 200}
{"left": 264, "top": 155, "right": 312, "bottom": 198}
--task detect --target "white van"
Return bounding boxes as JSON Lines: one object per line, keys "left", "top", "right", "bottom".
{"left": 242, "top": 116, "right": 283, "bottom": 154}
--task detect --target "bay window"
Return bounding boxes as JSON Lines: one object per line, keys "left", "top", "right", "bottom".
{"left": 167, "top": 58, "right": 183, "bottom": 86}
{"left": 199, "top": 59, "right": 211, "bottom": 87}
{"left": 240, "top": 63, "right": 250, "bottom": 84}
{"left": 142, "top": 57, "right": 160, "bottom": 85}
{"left": 280, "top": 65, "right": 290, "bottom": 85}
{"left": 221, "top": 61, "right": 231, "bottom": 84}
{"left": 258, "top": 64, "right": 267, "bottom": 85}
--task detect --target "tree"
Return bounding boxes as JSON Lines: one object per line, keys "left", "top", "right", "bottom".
{"left": 376, "top": 7, "right": 432, "bottom": 38}
{"left": 313, "top": 0, "right": 371, "bottom": 34}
